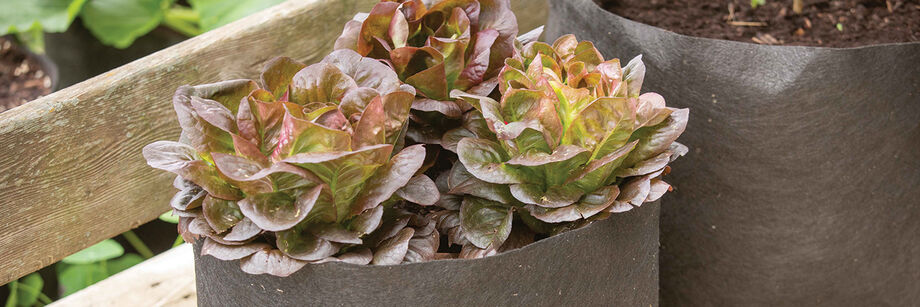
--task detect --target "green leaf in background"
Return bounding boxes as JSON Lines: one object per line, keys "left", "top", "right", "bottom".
{"left": 0, "top": 0, "right": 87, "bottom": 35}
{"left": 189, "top": 0, "right": 284, "bottom": 31}
{"left": 0, "top": 0, "right": 87, "bottom": 52}
{"left": 13, "top": 273, "right": 43, "bottom": 307}
{"left": 162, "top": 5, "right": 202, "bottom": 37}
{"left": 3, "top": 280, "right": 14, "bottom": 307}
{"left": 81, "top": 0, "right": 174, "bottom": 48}
{"left": 106, "top": 254, "right": 144, "bottom": 274}
{"left": 14, "top": 27, "right": 47, "bottom": 53}
{"left": 56, "top": 253, "right": 143, "bottom": 297}
{"left": 57, "top": 263, "right": 107, "bottom": 297}
{"left": 62, "top": 239, "right": 124, "bottom": 264}
{"left": 0, "top": 0, "right": 287, "bottom": 51}
{"left": 4, "top": 272, "right": 47, "bottom": 307}
{"left": 158, "top": 210, "right": 180, "bottom": 224}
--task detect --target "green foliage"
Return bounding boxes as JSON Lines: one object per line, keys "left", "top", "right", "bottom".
{"left": 0, "top": 0, "right": 88, "bottom": 52}
{"left": 4, "top": 236, "right": 152, "bottom": 304}
{"left": 0, "top": 0, "right": 283, "bottom": 52}
{"left": 61, "top": 239, "right": 124, "bottom": 264}
{"left": 0, "top": 0, "right": 86, "bottom": 33}
{"left": 158, "top": 210, "right": 180, "bottom": 223}
{"left": 121, "top": 230, "right": 155, "bottom": 259}
{"left": 750, "top": 0, "right": 766, "bottom": 9}
{"left": 57, "top": 239, "right": 143, "bottom": 297}
{"left": 57, "top": 263, "right": 106, "bottom": 297}
{"left": 106, "top": 254, "right": 145, "bottom": 273}
{"left": 81, "top": 0, "right": 174, "bottom": 48}
{"left": 3, "top": 273, "right": 47, "bottom": 307}
{"left": 189, "top": 0, "right": 284, "bottom": 31}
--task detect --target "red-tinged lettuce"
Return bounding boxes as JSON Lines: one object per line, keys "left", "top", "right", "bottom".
{"left": 442, "top": 35, "right": 689, "bottom": 255}
{"left": 361, "top": 206, "right": 440, "bottom": 264}
{"left": 426, "top": 160, "right": 538, "bottom": 258}
{"left": 334, "top": 0, "right": 520, "bottom": 144}
{"left": 143, "top": 49, "right": 440, "bottom": 276}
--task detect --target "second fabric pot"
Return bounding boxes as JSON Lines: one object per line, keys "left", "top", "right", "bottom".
{"left": 547, "top": 0, "right": 920, "bottom": 305}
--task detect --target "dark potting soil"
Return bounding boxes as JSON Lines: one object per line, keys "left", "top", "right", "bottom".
{"left": 597, "top": 0, "right": 920, "bottom": 47}
{"left": 0, "top": 37, "right": 52, "bottom": 112}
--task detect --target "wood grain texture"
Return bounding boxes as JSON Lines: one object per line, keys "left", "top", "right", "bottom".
{"left": 49, "top": 244, "right": 196, "bottom": 307}
{"left": 0, "top": 0, "right": 378, "bottom": 285}
{"left": 0, "top": 0, "right": 546, "bottom": 284}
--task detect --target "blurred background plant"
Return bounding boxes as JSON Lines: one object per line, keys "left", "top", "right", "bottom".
{"left": 0, "top": 0, "right": 284, "bottom": 53}
{"left": 4, "top": 273, "right": 48, "bottom": 307}
{"left": 0, "top": 0, "right": 287, "bottom": 111}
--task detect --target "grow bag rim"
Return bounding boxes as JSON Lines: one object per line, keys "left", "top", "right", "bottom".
{"left": 575, "top": 0, "right": 920, "bottom": 51}
{"left": 198, "top": 202, "right": 659, "bottom": 270}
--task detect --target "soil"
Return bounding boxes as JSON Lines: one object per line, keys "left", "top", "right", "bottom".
{"left": 0, "top": 36, "right": 53, "bottom": 112}
{"left": 597, "top": 0, "right": 920, "bottom": 47}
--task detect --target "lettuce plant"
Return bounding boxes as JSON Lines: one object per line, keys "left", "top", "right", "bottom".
{"left": 143, "top": 0, "right": 691, "bottom": 270}
{"left": 333, "top": 0, "right": 519, "bottom": 144}
{"left": 434, "top": 35, "right": 689, "bottom": 256}
{"left": 143, "top": 49, "right": 440, "bottom": 276}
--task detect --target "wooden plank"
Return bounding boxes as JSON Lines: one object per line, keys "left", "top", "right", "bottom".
{"left": 0, "top": 0, "right": 380, "bottom": 285}
{"left": 0, "top": 0, "right": 546, "bottom": 285}
{"left": 49, "top": 244, "right": 196, "bottom": 307}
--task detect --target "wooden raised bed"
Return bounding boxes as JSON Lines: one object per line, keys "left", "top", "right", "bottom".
{"left": 0, "top": 0, "right": 547, "bottom": 287}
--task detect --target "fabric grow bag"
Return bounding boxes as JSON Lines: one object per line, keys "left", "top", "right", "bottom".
{"left": 545, "top": 0, "right": 920, "bottom": 305}
{"left": 194, "top": 203, "right": 659, "bottom": 306}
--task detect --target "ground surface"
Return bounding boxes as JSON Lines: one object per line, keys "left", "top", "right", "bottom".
{"left": 0, "top": 36, "right": 52, "bottom": 112}
{"left": 599, "top": 0, "right": 920, "bottom": 47}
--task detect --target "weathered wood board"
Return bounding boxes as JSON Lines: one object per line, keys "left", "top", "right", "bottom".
{"left": 49, "top": 244, "right": 196, "bottom": 307}
{"left": 0, "top": 0, "right": 547, "bottom": 285}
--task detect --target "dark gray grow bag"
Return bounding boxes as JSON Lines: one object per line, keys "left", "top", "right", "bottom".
{"left": 194, "top": 203, "right": 659, "bottom": 306}
{"left": 546, "top": 0, "right": 920, "bottom": 305}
